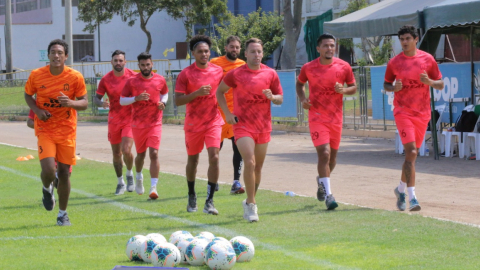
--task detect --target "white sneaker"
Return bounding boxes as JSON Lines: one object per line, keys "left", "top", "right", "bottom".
{"left": 135, "top": 175, "right": 144, "bottom": 195}
{"left": 242, "top": 199, "right": 259, "bottom": 222}
{"left": 149, "top": 186, "right": 158, "bottom": 200}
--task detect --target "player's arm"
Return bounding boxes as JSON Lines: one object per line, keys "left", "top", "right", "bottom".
{"left": 216, "top": 81, "right": 237, "bottom": 124}
{"left": 27, "top": 118, "right": 34, "bottom": 129}
{"left": 334, "top": 82, "right": 357, "bottom": 95}
{"left": 420, "top": 70, "right": 444, "bottom": 90}
{"left": 94, "top": 94, "right": 109, "bottom": 109}
{"left": 24, "top": 93, "right": 51, "bottom": 121}
{"left": 262, "top": 89, "right": 283, "bottom": 105}
{"left": 383, "top": 81, "right": 402, "bottom": 92}
{"left": 296, "top": 80, "right": 311, "bottom": 109}
{"left": 174, "top": 85, "right": 211, "bottom": 106}
{"left": 58, "top": 93, "right": 88, "bottom": 111}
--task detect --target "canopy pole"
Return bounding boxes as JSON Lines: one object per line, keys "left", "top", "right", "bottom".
{"left": 430, "top": 87, "right": 439, "bottom": 160}
{"left": 470, "top": 26, "right": 475, "bottom": 105}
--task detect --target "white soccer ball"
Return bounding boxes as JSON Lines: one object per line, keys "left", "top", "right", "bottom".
{"left": 125, "top": 235, "right": 146, "bottom": 261}
{"left": 151, "top": 242, "right": 181, "bottom": 267}
{"left": 146, "top": 233, "right": 167, "bottom": 243}
{"left": 176, "top": 237, "right": 194, "bottom": 265}
{"left": 197, "top": 231, "right": 215, "bottom": 241}
{"left": 185, "top": 237, "right": 210, "bottom": 266}
{"left": 230, "top": 236, "right": 255, "bottom": 262}
{"left": 140, "top": 237, "right": 165, "bottom": 263}
{"left": 204, "top": 237, "right": 232, "bottom": 264}
{"left": 205, "top": 241, "right": 237, "bottom": 270}
{"left": 169, "top": 230, "right": 193, "bottom": 246}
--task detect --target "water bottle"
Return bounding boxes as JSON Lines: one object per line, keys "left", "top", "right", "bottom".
{"left": 285, "top": 191, "right": 295, "bottom": 197}
{"left": 425, "top": 148, "right": 430, "bottom": 156}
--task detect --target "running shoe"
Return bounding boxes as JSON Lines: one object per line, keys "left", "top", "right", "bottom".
{"left": 409, "top": 198, "right": 421, "bottom": 211}
{"left": 325, "top": 194, "right": 338, "bottom": 210}
{"left": 115, "top": 184, "right": 126, "bottom": 195}
{"left": 42, "top": 184, "right": 55, "bottom": 211}
{"left": 187, "top": 194, "right": 197, "bottom": 212}
{"left": 316, "top": 177, "right": 326, "bottom": 202}
{"left": 215, "top": 183, "right": 219, "bottom": 191}
{"left": 394, "top": 187, "right": 406, "bottom": 211}
{"left": 242, "top": 199, "right": 259, "bottom": 222}
{"left": 57, "top": 213, "right": 71, "bottom": 226}
{"left": 149, "top": 186, "right": 158, "bottom": 200}
{"left": 230, "top": 180, "right": 245, "bottom": 194}
{"left": 135, "top": 175, "right": 144, "bottom": 195}
{"left": 203, "top": 199, "right": 219, "bottom": 215}
{"left": 126, "top": 175, "right": 134, "bottom": 192}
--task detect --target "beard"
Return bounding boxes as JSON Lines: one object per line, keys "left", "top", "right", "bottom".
{"left": 141, "top": 68, "right": 152, "bottom": 77}
{"left": 113, "top": 65, "right": 124, "bottom": 72}
{"left": 226, "top": 51, "right": 238, "bottom": 61}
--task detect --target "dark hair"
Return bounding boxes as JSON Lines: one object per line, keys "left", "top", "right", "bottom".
{"left": 112, "top": 50, "right": 126, "bottom": 58}
{"left": 189, "top": 35, "right": 212, "bottom": 51}
{"left": 226, "top": 35, "right": 241, "bottom": 46}
{"left": 48, "top": 39, "right": 69, "bottom": 55}
{"left": 316, "top": 34, "right": 336, "bottom": 46}
{"left": 398, "top": 25, "right": 418, "bottom": 38}
{"left": 137, "top": 52, "right": 152, "bottom": 61}
{"left": 245, "top": 38, "right": 263, "bottom": 50}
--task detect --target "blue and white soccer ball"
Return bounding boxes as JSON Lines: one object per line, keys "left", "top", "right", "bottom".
{"left": 169, "top": 230, "right": 193, "bottom": 246}
{"left": 151, "top": 242, "right": 181, "bottom": 267}
{"left": 205, "top": 241, "right": 237, "bottom": 270}
{"left": 125, "top": 235, "right": 146, "bottom": 261}
{"left": 185, "top": 237, "right": 210, "bottom": 266}
{"left": 197, "top": 231, "right": 215, "bottom": 241}
{"left": 176, "top": 237, "right": 194, "bottom": 265}
{"left": 146, "top": 233, "right": 167, "bottom": 243}
{"left": 204, "top": 237, "right": 232, "bottom": 264}
{"left": 140, "top": 237, "right": 165, "bottom": 263}
{"left": 230, "top": 236, "right": 255, "bottom": 262}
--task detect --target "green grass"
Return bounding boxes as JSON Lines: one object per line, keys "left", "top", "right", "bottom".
{"left": 1, "top": 144, "right": 480, "bottom": 269}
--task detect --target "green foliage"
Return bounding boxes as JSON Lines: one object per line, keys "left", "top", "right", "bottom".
{"left": 337, "top": 0, "right": 369, "bottom": 51}
{"left": 212, "top": 8, "right": 285, "bottom": 63}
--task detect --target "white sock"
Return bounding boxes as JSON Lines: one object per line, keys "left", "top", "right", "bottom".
{"left": 126, "top": 169, "right": 133, "bottom": 177}
{"left": 58, "top": 210, "right": 67, "bottom": 217}
{"left": 55, "top": 171, "right": 58, "bottom": 179}
{"left": 43, "top": 185, "right": 52, "bottom": 193}
{"left": 398, "top": 181, "right": 406, "bottom": 193}
{"left": 136, "top": 172, "right": 143, "bottom": 180}
{"left": 151, "top": 178, "right": 158, "bottom": 187}
{"left": 407, "top": 187, "right": 416, "bottom": 201}
{"left": 118, "top": 176, "right": 125, "bottom": 185}
{"left": 319, "top": 177, "right": 332, "bottom": 195}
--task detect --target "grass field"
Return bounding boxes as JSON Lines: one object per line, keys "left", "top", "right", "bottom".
{"left": 1, "top": 144, "right": 480, "bottom": 270}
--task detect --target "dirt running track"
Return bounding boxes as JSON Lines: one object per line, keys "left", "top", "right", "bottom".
{"left": 1, "top": 121, "right": 479, "bottom": 226}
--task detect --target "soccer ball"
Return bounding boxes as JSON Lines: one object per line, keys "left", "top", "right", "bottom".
{"left": 185, "top": 237, "right": 210, "bottom": 266}
{"left": 146, "top": 233, "right": 167, "bottom": 243}
{"left": 204, "top": 237, "right": 232, "bottom": 264}
{"left": 125, "top": 235, "right": 146, "bottom": 261}
{"left": 151, "top": 242, "right": 181, "bottom": 267}
{"left": 176, "top": 237, "right": 194, "bottom": 265}
{"left": 140, "top": 237, "right": 165, "bottom": 263}
{"left": 230, "top": 236, "right": 255, "bottom": 262}
{"left": 197, "top": 231, "right": 215, "bottom": 241}
{"left": 206, "top": 241, "right": 237, "bottom": 270}
{"left": 169, "top": 230, "right": 193, "bottom": 246}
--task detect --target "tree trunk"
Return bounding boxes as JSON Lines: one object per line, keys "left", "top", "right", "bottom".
{"left": 280, "top": 0, "right": 303, "bottom": 70}
{"left": 138, "top": 7, "right": 152, "bottom": 53}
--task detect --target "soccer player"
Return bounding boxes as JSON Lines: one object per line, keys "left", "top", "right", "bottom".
{"left": 217, "top": 38, "right": 283, "bottom": 222}
{"left": 174, "top": 35, "right": 225, "bottom": 215}
{"left": 210, "top": 35, "right": 246, "bottom": 195}
{"left": 384, "top": 25, "right": 444, "bottom": 211}
{"left": 296, "top": 33, "right": 357, "bottom": 210}
{"left": 24, "top": 39, "right": 88, "bottom": 226}
{"left": 120, "top": 52, "right": 169, "bottom": 200}
{"left": 95, "top": 50, "right": 136, "bottom": 195}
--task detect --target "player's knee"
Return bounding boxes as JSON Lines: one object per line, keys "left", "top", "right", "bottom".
{"left": 243, "top": 158, "right": 255, "bottom": 169}
{"left": 405, "top": 147, "right": 417, "bottom": 159}
{"left": 209, "top": 153, "right": 219, "bottom": 165}
{"left": 42, "top": 167, "right": 56, "bottom": 178}
{"left": 122, "top": 145, "right": 131, "bottom": 155}
{"left": 149, "top": 151, "right": 159, "bottom": 161}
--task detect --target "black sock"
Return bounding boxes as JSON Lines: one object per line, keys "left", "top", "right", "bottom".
{"left": 206, "top": 181, "right": 216, "bottom": 201}
{"left": 232, "top": 137, "right": 243, "bottom": 181}
{"left": 187, "top": 180, "right": 195, "bottom": 195}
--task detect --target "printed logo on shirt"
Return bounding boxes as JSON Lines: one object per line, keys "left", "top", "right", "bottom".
{"left": 43, "top": 98, "right": 63, "bottom": 108}
{"left": 246, "top": 94, "right": 269, "bottom": 104}
{"left": 40, "top": 85, "right": 47, "bottom": 89}
{"left": 64, "top": 83, "right": 70, "bottom": 91}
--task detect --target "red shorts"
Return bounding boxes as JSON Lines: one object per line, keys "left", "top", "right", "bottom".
{"left": 185, "top": 125, "right": 222, "bottom": 155}
{"left": 132, "top": 125, "right": 162, "bottom": 153}
{"left": 37, "top": 134, "right": 76, "bottom": 166}
{"left": 233, "top": 127, "right": 270, "bottom": 144}
{"left": 108, "top": 122, "right": 133, "bottom": 145}
{"left": 395, "top": 114, "right": 429, "bottom": 148}
{"left": 309, "top": 122, "right": 342, "bottom": 150}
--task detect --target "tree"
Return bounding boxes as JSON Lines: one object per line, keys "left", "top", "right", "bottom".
{"left": 212, "top": 8, "right": 285, "bottom": 63}
{"left": 77, "top": 0, "right": 229, "bottom": 53}
{"left": 280, "top": 0, "right": 303, "bottom": 70}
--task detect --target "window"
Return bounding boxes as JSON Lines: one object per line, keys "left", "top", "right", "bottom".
{"left": 62, "top": 0, "right": 83, "bottom": 7}
{"left": 63, "top": 34, "right": 95, "bottom": 62}
{"left": 40, "top": 0, "right": 50, "bottom": 9}
{"left": 16, "top": 0, "right": 37, "bottom": 13}
{"left": 0, "top": 0, "right": 14, "bottom": 16}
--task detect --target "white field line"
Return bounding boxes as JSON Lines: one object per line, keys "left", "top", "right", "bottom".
{"left": 0, "top": 232, "right": 135, "bottom": 241}
{"left": 2, "top": 142, "right": 479, "bottom": 230}
{"left": 0, "top": 164, "right": 355, "bottom": 270}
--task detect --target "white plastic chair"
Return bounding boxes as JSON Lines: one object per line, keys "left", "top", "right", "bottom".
{"left": 465, "top": 116, "right": 480, "bottom": 160}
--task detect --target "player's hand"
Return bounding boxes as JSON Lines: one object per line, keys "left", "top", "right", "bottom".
{"left": 36, "top": 109, "right": 51, "bottom": 121}
{"left": 196, "top": 85, "right": 212, "bottom": 96}
{"left": 262, "top": 89, "right": 273, "bottom": 100}
{"left": 135, "top": 91, "right": 150, "bottom": 102}
{"left": 226, "top": 113, "right": 238, "bottom": 125}
{"left": 334, "top": 82, "right": 344, "bottom": 94}
{"left": 394, "top": 79, "right": 403, "bottom": 92}
{"left": 301, "top": 98, "right": 311, "bottom": 110}
{"left": 158, "top": 102, "right": 165, "bottom": 111}
{"left": 58, "top": 92, "right": 72, "bottom": 107}
{"left": 420, "top": 70, "right": 431, "bottom": 86}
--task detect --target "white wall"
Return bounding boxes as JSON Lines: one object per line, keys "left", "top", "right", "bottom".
{"left": 0, "top": 1, "right": 186, "bottom": 71}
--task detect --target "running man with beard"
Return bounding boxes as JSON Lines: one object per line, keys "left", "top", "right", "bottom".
{"left": 120, "top": 52, "right": 169, "bottom": 200}
{"left": 175, "top": 35, "right": 225, "bottom": 215}
{"left": 217, "top": 38, "right": 283, "bottom": 222}
{"left": 296, "top": 34, "right": 357, "bottom": 210}
{"left": 210, "top": 35, "right": 246, "bottom": 195}
{"left": 95, "top": 50, "right": 137, "bottom": 195}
